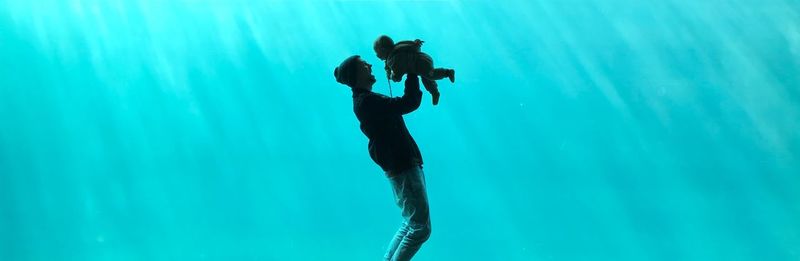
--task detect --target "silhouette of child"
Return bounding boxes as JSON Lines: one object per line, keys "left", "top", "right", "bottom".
{"left": 374, "top": 35, "right": 455, "bottom": 105}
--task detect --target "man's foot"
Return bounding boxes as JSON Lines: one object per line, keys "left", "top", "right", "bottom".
{"left": 431, "top": 92, "right": 440, "bottom": 106}
{"left": 448, "top": 69, "right": 455, "bottom": 83}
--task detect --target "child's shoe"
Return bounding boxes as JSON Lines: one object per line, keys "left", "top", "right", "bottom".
{"left": 448, "top": 69, "right": 455, "bottom": 83}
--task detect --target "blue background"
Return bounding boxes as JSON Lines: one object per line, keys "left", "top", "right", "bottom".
{"left": 1, "top": 0, "right": 799, "bottom": 260}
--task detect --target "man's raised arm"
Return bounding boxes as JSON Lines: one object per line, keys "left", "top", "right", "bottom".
{"left": 367, "top": 74, "right": 422, "bottom": 116}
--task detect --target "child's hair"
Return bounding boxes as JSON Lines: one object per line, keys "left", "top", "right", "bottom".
{"left": 373, "top": 35, "right": 395, "bottom": 60}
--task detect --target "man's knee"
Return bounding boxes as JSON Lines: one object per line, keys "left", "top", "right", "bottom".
{"left": 420, "top": 225, "right": 431, "bottom": 242}
{"left": 409, "top": 223, "right": 431, "bottom": 242}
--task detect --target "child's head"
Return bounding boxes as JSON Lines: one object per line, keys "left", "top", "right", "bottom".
{"left": 373, "top": 35, "right": 394, "bottom": 60}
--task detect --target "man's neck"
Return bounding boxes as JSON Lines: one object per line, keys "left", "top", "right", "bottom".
{"left": 352, "top": 87, "right": 370, "bottom": 95}
{"left": 352, "top": 86, "right": 370, "bottom": 92}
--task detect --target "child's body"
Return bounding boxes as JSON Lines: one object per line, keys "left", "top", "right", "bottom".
{"left": 374, "top": 35, "right": 455, "bottom": 105}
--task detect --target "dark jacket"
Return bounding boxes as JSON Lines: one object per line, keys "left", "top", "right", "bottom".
{"left": 352, "top": 75, "right": 424, "bottom": 175}
{"left": 386, "top": 40, "right": 431, "bottom": 82}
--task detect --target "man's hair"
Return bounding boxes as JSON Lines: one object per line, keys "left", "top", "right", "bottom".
{"left": 334, "top": 55, "right": 360, "bottom": 87}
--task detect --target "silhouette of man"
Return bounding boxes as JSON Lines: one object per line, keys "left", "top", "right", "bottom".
{"left": 334, "top": 55, "right": 431, "bottom": 261}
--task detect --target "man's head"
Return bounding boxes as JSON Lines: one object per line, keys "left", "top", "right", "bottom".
{"left": 334, "top": 55, "right": 376, "bottom": 91}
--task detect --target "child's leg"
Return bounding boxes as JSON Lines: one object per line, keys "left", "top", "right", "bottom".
{"left": 430, "top": 68, "right": 447, "bottom": 79}
{"left": 413, "top": 53, "right": 454, "bottom": 83}
{"left": 430, "top": 68, "right": 453, "bottom": 82}
{"left": 421, "top": 78, "right": 441, "bottom": 105}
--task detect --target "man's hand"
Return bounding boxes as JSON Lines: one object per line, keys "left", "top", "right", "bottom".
{"left": 404, "top": 74, "right": 420, "bottom": 88}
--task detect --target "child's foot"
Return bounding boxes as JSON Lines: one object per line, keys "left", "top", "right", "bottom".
{"left": 432, "top": 92, "right": 440, "bottom": 106}
{"left": 447, "top": 69, "right": 455, "bottom": 83}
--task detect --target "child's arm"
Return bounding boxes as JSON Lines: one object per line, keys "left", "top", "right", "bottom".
{"left": 384, "top": 62, "right": 392, "bottom": 79}
{"left": 391, "top": 71, "right": 403, "bottom": 82}
{"left": 385, "top": 62, "right": 402, "bottom": 82}
{"left": 388, "top": 61, "right": 404, "bottom": 82}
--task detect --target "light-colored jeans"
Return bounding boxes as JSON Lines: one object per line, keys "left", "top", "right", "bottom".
{"left": 384, "top": 165, "right": 431, "bottom": 261}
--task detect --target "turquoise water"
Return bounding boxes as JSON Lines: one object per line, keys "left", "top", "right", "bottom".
{"left": 1, "top": 0, "right": 799, "bottom": 260}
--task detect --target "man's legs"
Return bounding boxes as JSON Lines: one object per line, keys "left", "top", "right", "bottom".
{"left": 384, "top": 165, "right": 431, "bottom": 261}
